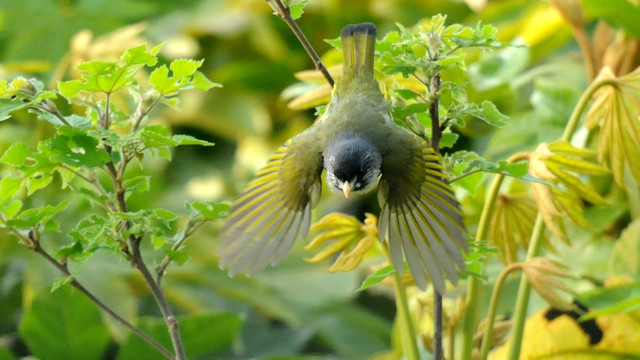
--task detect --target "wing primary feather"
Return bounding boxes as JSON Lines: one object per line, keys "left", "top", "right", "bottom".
{"left": 414, "top": 201, "right": 465, "bottom": 267}
{"left": 378, "top": 205, "right": 390, "bottom": 244}
{"left": 419, "top": 185, "right": 466, "bottom": 229}
{"left": 224, "top": 185, "right": 280, "bottom": 224}
{"left": 270, "top": 211, "right": 303, "bottom": 266}
{"left": 228, "top": 208, "right": 288, "bottom": 276}
{"left": 407, "top": 206, "right": 460, "bottom": 283}
{"left": 388, "top": 211, "right": 406, "bottom": 275}
{"left": 419, "top": 194, "right": 467, "bottom": 250}
{"left": 247, "top": 212, "right": 298, "bottom": 275}
{"left": 395, "top": 206, "right": 440, "bottom": 292}
{"left": 414, "top": 199, "right": 463, "bottom": 258}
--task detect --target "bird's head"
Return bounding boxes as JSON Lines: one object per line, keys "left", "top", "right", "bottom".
{"left": 323, "top": 134, "right": 382, "bottom": 198}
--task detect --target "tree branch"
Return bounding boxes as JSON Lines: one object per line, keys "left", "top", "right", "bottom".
{"left": 0, "top": 217, "right": 175, "bottom": 360}
{"left": 429, "top": 73, "right": 442, "bottom": 152}
{"left": 100, "top": 91, "right": 186, "bottom": 360}
{"left": 266, "top": 0, "right": 334, "bottom": 87}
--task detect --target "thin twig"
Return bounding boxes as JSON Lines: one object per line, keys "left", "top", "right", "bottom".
{"left": 101, "top": 90, "right": 186, "bottom": 360}
{"left": 266, "top": 0, "right": 334, "bottom": 87}
{"left": 429, "top": 73, "right": 442, "bottom": 152}
{"left": 31, "top": 242, "right": 176, "bottom": 360}
{"left": 156, "top": 219, "right": 205, "bottom": 284}
{"left": 0, "top": 216, "right": 175, "bottom": 360}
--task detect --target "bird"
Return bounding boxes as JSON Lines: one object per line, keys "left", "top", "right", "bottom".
{"left": 218, "top": 22, "right": 467, "bottom": 294}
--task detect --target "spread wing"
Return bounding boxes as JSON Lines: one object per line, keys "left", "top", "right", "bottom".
{"left": 378, "top": 134, "right": 467, "bottom": 293}
{"left": 219, "top": 131, "right": 324, "bottom": 276}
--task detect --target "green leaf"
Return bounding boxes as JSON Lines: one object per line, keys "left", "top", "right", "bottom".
{"left": 449, "top": 150, "right": 529, "bottom": 179}
{"left": 46, "top": 127, "right": 110, "bottom": 168}
{"left": 19, "top": 287, "right": 110, "bottom": 360}
{"left": 186, "top": 201, "right": 230, "bottom": 220}
{"left": 451, "top": 165, "right": 483, "bottom": 195}
{"left": 289, "top": 0, "right": 309, "bottom": 20}
{"left": 117, "top": 313, "right": 243, "bottom": 360}
{"left": 139, "top": 125, "right": 179, "bottom": 147}
{"left": 121, "top": 44, "right": 159, "bottom": 67}
{"left": 583, "top": 0, "right": 640, "bottom": 39}
{"left": 123, "top": 175, "right": 151, "bottom": 194}
{"left": 192, "top": 71, "right": 221, "bottom": 92}
{"left": 324, "top": 36, "right": 342, "bottom": 49}
{"left": 392, "top": 103, "right": 430, "bottom": 119}
{"left": 58, "top": 44, "right": 160, "bottom": 97}
{"left": 0, "top": 176, "right": 23, "bottom": 207}
{"left": 1, "top": 200, "right": 23, "bottom": 219}
{"left": 1, "top": 143, "right": 34, "bottom": 167}
{"left": 311, "top": 302, "right": 391, "bottom": 359}
{"left": 26, "top": 175, "right": 53, "bottom": 195}
{"left": 610, "top": 220, "right": 640, "bottom": 277}
{"left": 577, "top": 280, "right": 640, "bottom": 320}
{"left": 172, "top": 134, "right": 215, "bottom": 146}
{"left": 6, "top": 200, "right": 70, "bottom": 228}
{"left": 170, "top": 59, "right": 203, "bottom": 78}
{"left": 163, "top": 249, "right": 190, "bottom": 265}
{"left": 358, "top": 265, "right": 396, "bottom": 291}
{"left": 439, "top": 132, "right": 459, "bottom": 148}
{"left": 393, "top": 89, "right": 420, "bottom": 100}
{"left": 476, "top": 100, "right": 508, "bottom": 127}
{"left": 50, "top": 276, "right": 73, "bottom": 292}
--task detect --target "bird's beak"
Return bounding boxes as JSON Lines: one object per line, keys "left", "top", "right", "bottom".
{"left": 342, "top": 181, "right": 351, "bottom": 198}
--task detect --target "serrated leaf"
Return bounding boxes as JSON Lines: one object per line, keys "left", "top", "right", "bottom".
{"left": 170, "top": 59, "right": 203, "bottom": 78}
{"left": 121, "top": 44, "right": 158, "bottom": 67}
{"left": 192, "top": 71, "right": 221, "bottom": 92}
{"left": 50, "top": 276, "right": 73, "bottom": 293}
{"left": 139, "top": 125, "right": 179, "bottom": 147}
{"left": 46, "top": 127, "right": 110, "bottom": 168}
{"left": 0, "top": 176, "right": 23, "bottom": 206}
{"left": 172, "top": 135, "right": 215, "bottom": 146}
{"left": 289, "top": 0, "right": 309, "bottom": 20}
{"left": 324, "top": 37, "right": 342, "bottom": 49}
{"left": 358, "top": 265, "right": 396, "bottom": 291}
{"left": 0, "top": 143, "right": 34, "bottom": 167}
{"left": 123, "top": 175, "right": 150, "bottom": 194}
{"left": 477, "top": 100, "right": 508, "bottom": 127}
{"left": 26, "top": 175, "right": 53, "bottom": 196}
{"left": 393, "top": 89, "right": 420, "bottom": 100}
{"left": 163, "top": 249, "right": 189, "bottom": 265}
{"left": 392, "top": 103, "right": 430, "bottom": 119}
{"left": 6, "top": 201, "right": 70, "bottom": 228}
{"left": 439, "top": 132, "right": 459, "bottom": 148}
{"left": 1, "top": 200, "right": 23, "bottom": 219}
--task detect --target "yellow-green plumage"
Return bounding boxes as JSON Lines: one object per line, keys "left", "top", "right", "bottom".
{"left": 219, "top": 23, "right": 467, "bottom": 294}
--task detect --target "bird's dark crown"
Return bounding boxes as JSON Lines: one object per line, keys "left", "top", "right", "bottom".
{"left": 324, "top": 134, "right": 382, "bottom": 194}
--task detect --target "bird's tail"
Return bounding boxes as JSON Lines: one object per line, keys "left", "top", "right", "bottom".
{"left": 341, "top": 23, "right": 377, "bottom": 74}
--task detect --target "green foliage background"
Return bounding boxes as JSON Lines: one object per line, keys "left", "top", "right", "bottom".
{"left": 0, "top": 0, "right": 639, "bottom": 359}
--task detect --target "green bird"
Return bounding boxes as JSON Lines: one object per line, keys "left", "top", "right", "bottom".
{"left": 219, "top": 23, "right": 467, "bottom": 293}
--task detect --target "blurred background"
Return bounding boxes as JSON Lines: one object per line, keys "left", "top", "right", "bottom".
{"left": 1, "top": 0, "right": 634, "bottom": 359}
